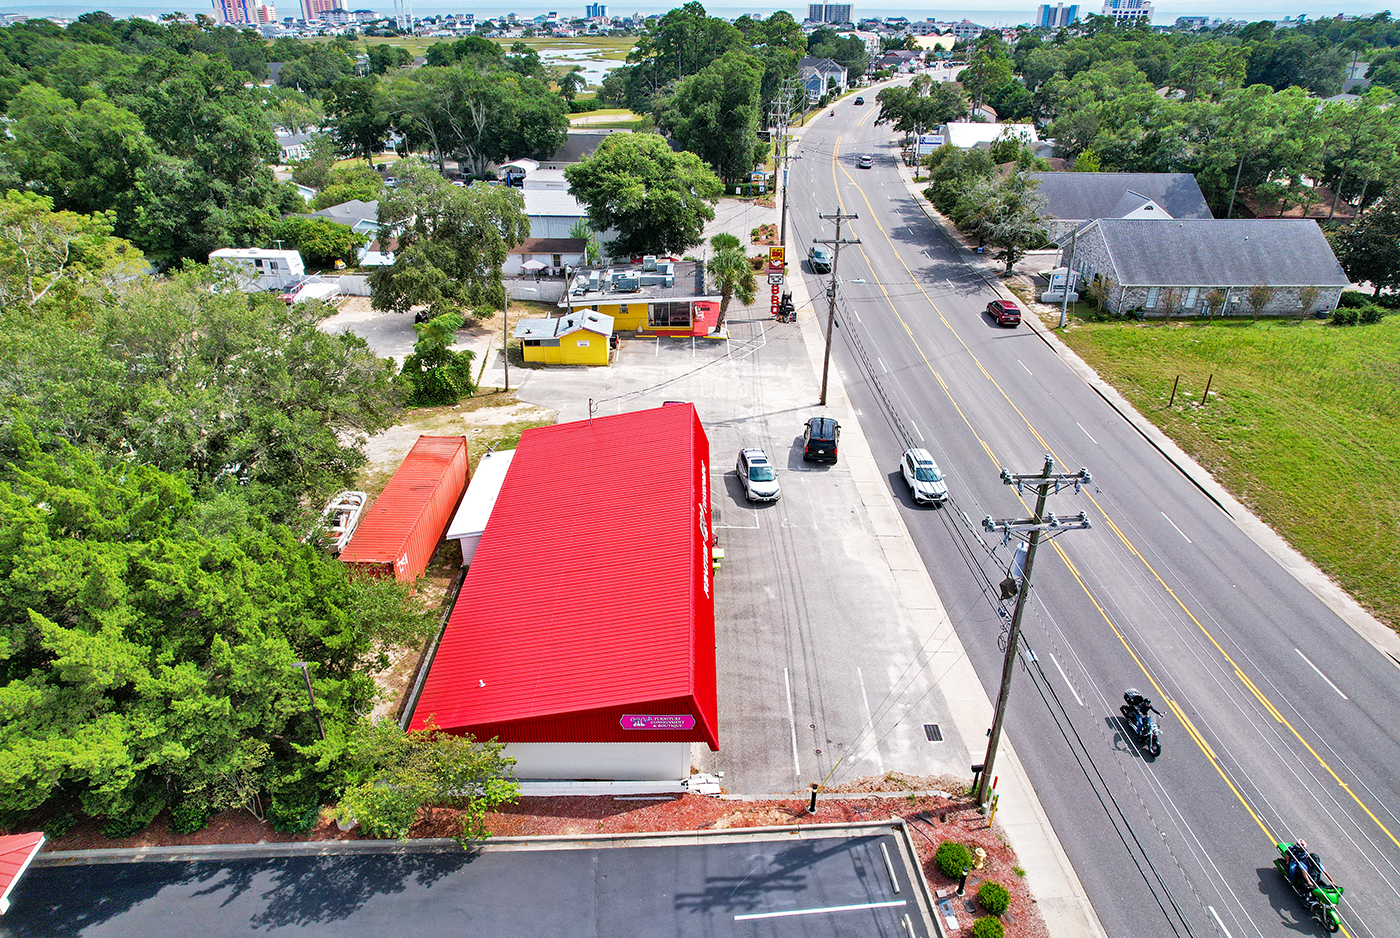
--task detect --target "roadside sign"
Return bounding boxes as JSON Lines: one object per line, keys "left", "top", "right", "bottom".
{"left": 767, "top": 274, "right": 785, "bottom": 285}
{"left": 768, "top": 246, "right": 785, "bottom": 271}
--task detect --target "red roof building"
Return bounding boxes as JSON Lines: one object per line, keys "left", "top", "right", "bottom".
{"left": 0, "top": 832, "right": 44, "bottom": 914}
{"left": 408, "top": 404, "right": 717, "bottom": 780}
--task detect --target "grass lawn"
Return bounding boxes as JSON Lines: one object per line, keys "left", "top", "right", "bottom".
{"left": 1057, "top": 315, "right": 1400, "bottom": 631}
{"left": 339, "top": 35, "right": 636, "bottom": 59}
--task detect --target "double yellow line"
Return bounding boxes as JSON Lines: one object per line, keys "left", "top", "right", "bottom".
{"left": 822, "top": 135, "right": 1397, "bottom": 873}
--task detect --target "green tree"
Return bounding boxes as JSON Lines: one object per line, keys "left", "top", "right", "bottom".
{"left": 1330, "top": 186, "right": 1400, "bottom": 295}
{"left": 311, "top": 163, "right": 385, "bottom": 210}
{"left": 565, "top": 132, "right": 722, "bottom": 257}
{"left": 278, "top": 43, "right": 354, "bottom": 92}
{"left": 367, "top": 44, "right": 413, "bottom": 75}
{"left": 341, "top": 720, "right": 518, "bottom": 843}
{"left": 660, "top": 50, "right": 764, "bottom": 182}
{"left": 708, "top": 235, "right": 756, "bottom": 331}
{"left": 957, "top": 171, "right": 1048, "bottom": 275}
{"left": 399, "top": 313, "right": 477, "bottom": 405}
{"left": 326, "top": 76, "right": 390, "bottom": 165}
{"left": 370, "top": 160, "right": 529, "bottom": 319}
{"left": 270, "top": 216, "right": 367, "bottom": 268}
{"left": 291, "top": 133, "right": 341, "bottom": 190}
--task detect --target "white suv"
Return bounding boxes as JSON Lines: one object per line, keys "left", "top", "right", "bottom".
{"left": 900, "top": 448, "right": 949, "bottom": 506}
{"left": 736, "top": 448, "right": 781, "bottom": 502}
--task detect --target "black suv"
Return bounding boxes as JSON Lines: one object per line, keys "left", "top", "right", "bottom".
{"left": 802, "top": 417, "right": 841, "bottom": 462}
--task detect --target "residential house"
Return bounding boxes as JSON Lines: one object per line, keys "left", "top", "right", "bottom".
{"left": 941, "top": 121, "right": 1042, "bottom": 150}
{"left": 514, "top": 308, "right": 613, "bottom": 365}
{"left": 522, "top": 189, "right": 589, "bottom": 239}
{"left": 1059, "top": 218, "right": 1349, "bottom": 317}
{"left": 276, "top": 130, "right": 317, "bottom": 163}
{"left": 304, "top": 198, "right": 381, "bottom": 237}
{"left": 564, "top": 259, "right": 721, "bottom": 336}
{"left": 506, "top": 237, "right": 587, "bottom": 277}
{"left": 208, "top": 248, "right": 305, "bottom": 290}
{"left": 875, "top": 50, "right": 923, "bottom": 73}
{"left": 1030, "top": 172, "right": 1213, "bottom": 244}
{"left": 798, "top": 56, "right": 848, "bottom": 102}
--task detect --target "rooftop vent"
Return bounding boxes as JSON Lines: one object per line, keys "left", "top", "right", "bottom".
{"left": 642, "top": 255, "right": 658, "bottom": 271}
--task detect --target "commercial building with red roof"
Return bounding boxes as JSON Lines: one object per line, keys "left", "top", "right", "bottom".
{"left": 408, "top": 403, "right": 717, "bottom": 781}
{"left": 0, "top": 832, "right": 44, "bottom": 914}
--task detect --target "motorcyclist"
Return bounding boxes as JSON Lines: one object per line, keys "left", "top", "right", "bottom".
{"left": 1286, "top": 841, "right": 1316, "bottom": 893}
{"left": 1123, "top": 688, "right": 1160, "bottom": 720}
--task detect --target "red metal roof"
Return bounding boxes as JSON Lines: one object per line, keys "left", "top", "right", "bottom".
{"left": 409, "top": 404, "right": 718, "bottom": 750}
{"left": 0, "top": 832, "right": 44, "bottom": 914}
{"left": 340, "top": 436, "right": 470, "bottom": 581}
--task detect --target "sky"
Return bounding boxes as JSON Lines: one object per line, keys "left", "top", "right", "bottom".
{"left": 0, "top": 2, "right": 1391, "bottom": 28}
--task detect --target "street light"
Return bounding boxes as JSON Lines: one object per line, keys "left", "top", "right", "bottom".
{"left": 294, "top": 661, "right": 326, "bottom": 740}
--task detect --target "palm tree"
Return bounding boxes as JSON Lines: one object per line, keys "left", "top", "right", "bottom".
{"left": 709, "top": 245, "right": 756, "bottom": 333}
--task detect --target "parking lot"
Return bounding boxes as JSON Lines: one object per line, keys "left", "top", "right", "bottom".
{"left": 513, "top": 304, "right": 975, "bottom": 794}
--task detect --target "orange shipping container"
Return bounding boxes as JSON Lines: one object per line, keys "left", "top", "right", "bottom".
{"left": 340, "top": 436, "right": 470, "bottom": 581}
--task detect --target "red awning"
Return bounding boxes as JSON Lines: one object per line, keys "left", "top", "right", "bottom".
{"left": 410, "top": 404, "right": 718, "bottom": 750}
{"left": 0, "top": 832, "right": 45, "bottom": 914}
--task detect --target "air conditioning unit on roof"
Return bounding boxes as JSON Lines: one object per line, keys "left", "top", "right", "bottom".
{"left": 642, "top": 255, "right": 657, "bottom": 271}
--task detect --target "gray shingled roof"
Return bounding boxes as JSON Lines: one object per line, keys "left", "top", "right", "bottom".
{"left": 1096, "top": 219, "right": 1350, "bottom": 286}
{"left": 1033, "top": 173, "right": 1212, "bottom": 222}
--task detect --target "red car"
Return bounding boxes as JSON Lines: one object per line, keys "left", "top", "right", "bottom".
{"left": 986, "top": 299, "right": 1021, "bottom": 327}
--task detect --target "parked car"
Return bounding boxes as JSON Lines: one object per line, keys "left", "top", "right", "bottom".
{"left": 809, "top": 246, "right": 832, "bottom": 273}
{"left": 736, "top": 448, "right": 781, "bottom": 502}
{"left": 318, "top": 490, "right": 368, "bottom": 554}
{"left": 986, "top": 299, "right": 1021, "bottom": 327}
{"left": 857, "top": 154, "right": 873, "bottom": 169}
{"left": 854, "top": 96, "right": 865, "bottom": 105}
{"left": 900, "top": 448, "right": 949, "bottom": 506}
{"left": 802, "top": 417, "right": 840, "bottom": 462}
{"left": 277, "top": 280, "right": 306, "bottom": 303}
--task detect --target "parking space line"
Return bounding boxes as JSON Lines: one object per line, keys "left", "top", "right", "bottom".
{"left": 736, "top": 899, "right": 908, "bottom": 921}
{"left": 785, "top": 667, "right": 801, "bottom": 776}
{"left": 857, "top": 667, "right": 885, "bottom": 773}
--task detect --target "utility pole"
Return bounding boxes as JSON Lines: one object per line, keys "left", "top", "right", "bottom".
{"left": 772, "top": 80, "right": 804, "bottom": 247}
{"left": 976, "top": 457, "right": 1092, "bottom": 806}
{"left": 814, "top": 211, "right": 860, "bottom": 406}
{"left": 502, "top": 291, "right": 510, "bottom": 392}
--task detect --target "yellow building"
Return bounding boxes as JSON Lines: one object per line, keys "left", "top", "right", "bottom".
{"left": 515, "top": 309, "right": 614, "bottom": 366}
{"left": 563, "top": 259, "right": 722, "bottom": 336}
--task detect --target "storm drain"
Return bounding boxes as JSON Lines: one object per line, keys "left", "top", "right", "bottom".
{"left": 923, "top": 723, "right": 943, "bottom": 742}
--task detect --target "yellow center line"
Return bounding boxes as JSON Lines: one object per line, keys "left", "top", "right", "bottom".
{"left": 821, "top": 138, "right": 1400, "bottom": 854}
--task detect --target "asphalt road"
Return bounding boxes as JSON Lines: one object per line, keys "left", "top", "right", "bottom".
{"left": 787, "top": 94, "right": 1400, "bottom": 938}
{"left": 3, "top": 834, "right": 931, "bottom": 938}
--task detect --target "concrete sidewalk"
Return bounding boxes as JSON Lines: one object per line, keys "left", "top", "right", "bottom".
{"left": 779, "top": 119, "right": 1108, "bottom": 938}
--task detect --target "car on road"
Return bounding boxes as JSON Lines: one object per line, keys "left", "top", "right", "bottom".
{"left": 857, "top": 154, "right": 873, "bottom": 169}
{"left": 854, "top": 96, "right": 865, "bottom": 105}
{"left": 802, "top": 417, "right": 840, "bottom": 462}
{"left": 900, "top": 448, "right": 948, "bottom": 506}
{"left": 809, "top": 246, "right": 832, "bottom": 273}
{"left": 736, "top": 448, "right": 781, "bottom": 502}
{"left": 986, "top": 299, "right": 1021, "bottom": 327}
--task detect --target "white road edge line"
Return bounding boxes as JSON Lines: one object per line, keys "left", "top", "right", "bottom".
{"left": 1208, "top": 905, "right": 1235, "bottom": 938}
{"left": 1077, "top": 422, "right": 1099, "bottom": 445}
{"left": 1018, "top": 359, "right": 1032, "bottom": 375}
{"left": 784, "top": 667, "right": 801, "bottom": 775}
{"left": 879, "top": 357, "right": 889, "bottom": 374}
{"left": 1296, "top": 649, "right": 1349, "bottom": 699}
{"left": 1050, "top": 654, "right": 1084, "bottom": 707}
{"left": 912, "top": 421, "right": 925, "bottom": 442}
{"left": 736, "top": 900, "right": 907, "bottom": 921}
{"left": 1161, "top": 512, "right": 1193, "bottom": 544}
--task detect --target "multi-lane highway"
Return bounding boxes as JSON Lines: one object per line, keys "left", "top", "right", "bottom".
{"left": 786, "top": 94, "right": 1400, "bottom": 938}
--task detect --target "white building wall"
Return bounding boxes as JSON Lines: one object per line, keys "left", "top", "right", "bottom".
{"left": 504, "top": 741, "right": 690, "bottom": 781}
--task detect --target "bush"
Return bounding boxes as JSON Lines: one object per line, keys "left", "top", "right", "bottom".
{"left": 1331, "top": 307, "right": 1359, "bottom": 326}
{"left": 972, "top": 916, "right": 1005, "bottom": 938}
{"left": 569, "top": 98, "right": 600, "bottom": 113}
{"left": 1338, "top": 290, "right": 1371, "bottom": 308}
{"left": 102, "top": 793, "right": 167, "bottom": 840}
{"left": 170, "top": 801, "right": 211, "bottom": 834}
{"left": 1374, "top": 292, "right": 1400, "bottom": 309}
{"left": 977, "top": 880, "right": 1011, "bottom": 915}
{"left": 267, "top": 775, "right": 324, "bottom": 834}
{"left": 935, "top": 840, "right": 973, "bottom": 878}
{"left": 42, "top": 811, "right": 78, "bottom": 839}
{"left": 1360, "top": 304, "right": 1385, "bottom": 324}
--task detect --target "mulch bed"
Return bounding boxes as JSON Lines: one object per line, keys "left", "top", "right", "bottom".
{"left": 40, "top": 778, "right": 1046, "bottom": 937}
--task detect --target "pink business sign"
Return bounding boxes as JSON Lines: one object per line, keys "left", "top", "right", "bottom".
{"left": 620, "top": 714, "right": 696, "bottom": 731}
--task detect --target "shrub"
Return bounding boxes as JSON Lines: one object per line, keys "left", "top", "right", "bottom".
{"left": 1338, "top": 290, "right": 1371, "bottom": 308}
{"left": 1331, "top": 307, "right": 1359, "bottom": 326}
{"left": 170, "top": 801, "right": 211, "bottom": 834}
{"left": 267, "top": 775, "right": 324, "bottom": 834}
{"left": 102, "top": 793, "right": 166, "bottom": 840}
{"left": 1374, "top": 292, "right": 1400, "bottom": 309}
{"left": 1360, "top": 304, "right": 1385, "bottom": 324}
{"left": 42, "top": 812, "right": 78, "bottom": 839}
{"left": 972, "top": 915, "right": 1005, "bottom": 938}
{"left": 935, "top": 840, "right": 973, "bottom": 878}
{"left": 978, "top": 880, "right": 1011, "bottom": 916}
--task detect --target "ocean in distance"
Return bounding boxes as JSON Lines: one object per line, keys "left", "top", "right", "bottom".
{"left": 0, "top": 2, "right": 1389, "bottom": 29}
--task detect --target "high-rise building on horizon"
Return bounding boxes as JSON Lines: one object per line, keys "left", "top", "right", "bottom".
{"left": 1102, "top": 0, "right": 1152, "bottom": 25}
{"left": 300, "top": 0, "right": 342, "bottom": 21}
{"left": 1034, "top": 3, "right": 1077, "bottom": 28}
{"left": 585, "top": 2, "right": 607, "bottom": 19}
{"left": 808, "top": 3, "right": 853, "bottom": 25}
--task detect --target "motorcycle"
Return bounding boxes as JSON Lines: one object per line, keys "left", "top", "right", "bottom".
{"left": 1274, "top": 841, "right": 1343, "bottom": 933}
{"left": 1120, "top": 688, "right": 1162, "bottom": 756}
